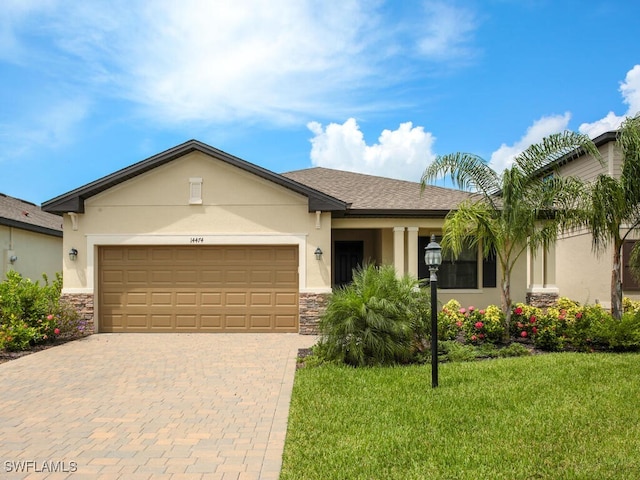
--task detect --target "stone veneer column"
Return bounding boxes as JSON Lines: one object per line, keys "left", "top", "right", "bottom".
{"left": 299, "top": 292, "right": 330, "bottom": 335}
{"left": 60, "top": 293, "right": 95, "bottom": 334}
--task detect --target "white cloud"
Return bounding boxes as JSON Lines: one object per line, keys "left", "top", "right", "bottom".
{"left": 1, "top": 0, "right": 479, "bottom": 127}
{"left": 579, "top": 64, "right": 640, "bottom": 138}
{"left": 308, "top": 118, "right": 436, "bottom": 181}
{"left": 417, "top": 2, "right": 478, "bottom": 61}
{"left": 489, "top": 113, "right": 571, "bottom": 173}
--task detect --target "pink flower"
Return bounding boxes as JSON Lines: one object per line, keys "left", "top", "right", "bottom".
{"left": 532, "top": 327, "right": 538, "bottom": 334}
{"left": 47, "top": 314, "right": 54, "bottom": 321}
{"left": 468, "top": 306, "right": 475, "bottom": 312}
{"left": 471, "top": 335, "right": 477, "bottom": 342}
{"left": 455, "top": 321, "right": 463, "bottom": 328}
{"left": 575, "top": 312, "right": 583, "bottom": 319}
{"left": 514, "top": 307, "right": 523, "bottom": 315}
{"left": 520, "top": 331, "right": 528, "bottom": 338}
{"left": 530, "top": 315, "right": 536, "bottom": 323}
{"left": 478, "top": 333, "right": 485, "bottom": 339}
{"left": 459, "top": 308, "right": 467, "bottom": 314}
{"left": 479, "top": 309, "right": 485, "bottom": 315}
{"left": 517, "top": 322, "right": 524, "bottom": 329}
{"left": 474, "top": 321, "right": 484, "bottom": 329}
{"left": 54, "top": 328, "right": 61, "bottom": 335}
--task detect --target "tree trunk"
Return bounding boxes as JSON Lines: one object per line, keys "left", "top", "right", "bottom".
{"left": 612, "top": 244, "right": 623, "bottom": 320}
{"left": 501, "top": 270, "right": 512, "bottom": 342}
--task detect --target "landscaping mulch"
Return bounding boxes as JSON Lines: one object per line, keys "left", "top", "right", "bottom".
{"left": 0, "top": 338, "right": 82, "bottom": 365}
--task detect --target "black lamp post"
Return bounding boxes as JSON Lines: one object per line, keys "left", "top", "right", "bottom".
{"left": 424, "top": 234, "right": 442, "bottom": 388}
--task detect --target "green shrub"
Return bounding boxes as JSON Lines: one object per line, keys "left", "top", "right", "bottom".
{"left": 0, "top": 271, "right": 84, "bottom": 350}
{"left": 590, "top": 311, "right": 640, "bottom": 351}
{"left": 439, "top": 340, "right": 477, "bottom": 362}
{"left": 317, "top": 264, "right": 430, "bottom": 366}
{"left": 497, "top": 342, "right": 531, "bottom": 357}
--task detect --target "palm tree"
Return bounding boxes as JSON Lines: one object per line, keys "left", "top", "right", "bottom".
{"left": 421, "top": 131, "right": 599, "bottom": 339}
{"left": 583, "top": 114, "right": 640, "bottom": 319}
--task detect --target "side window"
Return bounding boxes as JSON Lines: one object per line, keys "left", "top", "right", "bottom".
{"left": 418, "top": 236, "right": 477, "bottom": 289}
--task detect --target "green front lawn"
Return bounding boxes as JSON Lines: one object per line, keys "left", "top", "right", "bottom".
{"left": 281, "top": 353, "right": 640, "bottom": 479}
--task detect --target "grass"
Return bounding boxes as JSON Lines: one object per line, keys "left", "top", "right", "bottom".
{"left": 281, "top": 353, "right": 640, "bottom": 479}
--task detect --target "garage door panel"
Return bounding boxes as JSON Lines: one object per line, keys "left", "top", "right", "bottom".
{"left": 176, "top": 315, "right": 197, "bottom": 328}
{"left": 250, "top": 292, "right": 272, "bottom": 306}
{"left": 176, "top": 292, "right": 197, "bottom": 306}
{"left": 226, "top": 292, "right": 247, "bottom": 306}
{"left": 201, "top": 292, "right": 222, "bottom": 306}
{"left": 201, "top": 315, "right": 222, "bottom": 328}
{"left": 225, "top": 315, "right": 248, "bottom": 328}
{"left": 151, "top": 292, "right": 173, "bottom": 306}
{"left": 126, "top": 314, "right": 148, "bottom": 328}
{"left": 99, "top": 245, "right": 298, "bottom": 333}
{"left": 126, "top": 292, "right": 148, "bottom": 306}
{"left": 150, "top": 315, "right": 172, "bottom": 328}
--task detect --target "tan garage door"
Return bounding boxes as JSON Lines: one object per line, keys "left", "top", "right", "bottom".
{"left": 99, "top": 245, "right": 299, "bottom": 333}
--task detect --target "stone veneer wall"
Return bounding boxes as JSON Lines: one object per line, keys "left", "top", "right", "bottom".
{"left": 299, "top": 292, "right": 330, "bottom": 335}
{"left": 61, "top": 293, "right": 95, "bottom": 334}
{"left": 526, "top": 292, "right": 559, "bottom": 309}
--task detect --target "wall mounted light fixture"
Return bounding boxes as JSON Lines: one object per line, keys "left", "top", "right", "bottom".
{"left": 69, "top": 248, "right": 78, "bottom": 261}
{"left": 314, "top": 247, "right": 323, "bottom": 261}
{"left": 9, "top": 255, "right": 17, "bottom": 264}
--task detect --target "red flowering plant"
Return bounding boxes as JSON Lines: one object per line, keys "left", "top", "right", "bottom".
{"left": 464, "top": 305, "right": 504, "bottom": 344}
{"left": 510, "top": 303, "right": 542, "bottom": 340}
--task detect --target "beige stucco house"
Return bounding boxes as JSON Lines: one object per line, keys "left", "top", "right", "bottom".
{"left": 553, "top": 131, "right": 640, "bottom": 308}
{"left": 0, "top": 193, "right": 62, "bottom": 281}
{"left": 42, "top": 139, "right": 540, "bottom": 334}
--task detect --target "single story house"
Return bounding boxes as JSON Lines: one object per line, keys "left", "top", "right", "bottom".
{"left": 42, "top": 139, "right": 546, "bottom": 334}
{"left": 0, "top": 193, "right": 62, "bottom": 281}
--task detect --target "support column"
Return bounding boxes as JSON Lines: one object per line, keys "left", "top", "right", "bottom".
{"left": 526, "top": 243, "right": 559, "bottom": 308}
{"left": 407, "top": 227, "right": 419, "bottom": 279}
{"left": 393, "top": 227, "right": 406, "bottom": 277}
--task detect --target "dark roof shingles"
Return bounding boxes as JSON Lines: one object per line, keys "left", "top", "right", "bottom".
{"left": 281, "top": 167, "right": 474, "bottom": 212}
{"left": 0, "top": 194, "right": 63, "bottom": 234}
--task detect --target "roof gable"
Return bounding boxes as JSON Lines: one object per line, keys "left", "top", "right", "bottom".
{"left": 42, "top": 140, "right": 347, "bottom": 214}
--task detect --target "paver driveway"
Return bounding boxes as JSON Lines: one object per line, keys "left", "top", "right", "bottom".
{"left": 0, "top": 333, "right": 317, "bottom": 480}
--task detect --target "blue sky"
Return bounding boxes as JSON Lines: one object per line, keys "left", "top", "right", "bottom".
{"left": 2, "top": 0, "right": 640, "bottom": 205}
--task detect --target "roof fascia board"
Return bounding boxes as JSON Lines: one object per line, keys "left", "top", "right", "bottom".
{"left": 0, "top": 217, "right": 63, "bottom": 237}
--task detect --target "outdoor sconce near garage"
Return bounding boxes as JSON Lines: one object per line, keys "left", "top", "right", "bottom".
{"left": 9, "top": 255, "right": 17, "bottom": 264}
{"left": 424, "top": 234, "right": 442, "bottom": 388}
{"left": 314, "top": 247, "right": 323, "bottom": 261}
{"left": 69, "top": 248, "right": 78, "bottom": 261}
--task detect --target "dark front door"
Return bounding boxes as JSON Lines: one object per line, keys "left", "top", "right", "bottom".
{"left": 334, "top": 241, "right": 364, "bottom": 286}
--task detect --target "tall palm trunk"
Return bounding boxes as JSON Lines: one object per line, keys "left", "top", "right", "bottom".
{"left": 612, "top": 242, "right": 623, "bottom": 320}
{"left": 501, "top": 264, "right": 512, "bottom": 342}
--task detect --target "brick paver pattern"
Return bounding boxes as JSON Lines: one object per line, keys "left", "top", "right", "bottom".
{"left": 0, "top": 333, "right": 316, "bottom": 479}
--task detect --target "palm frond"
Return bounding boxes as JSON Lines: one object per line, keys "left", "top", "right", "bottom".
{"left": 421, "top": 153, "right": 501, "bottom": 201}
{"left": 513, "top": 131, "right": 601, "bottom": 177}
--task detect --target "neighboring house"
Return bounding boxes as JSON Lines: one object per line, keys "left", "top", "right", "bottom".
{"left": 42, "top": 139, "right": 536, "bottom": 334}
{"left": 552, "top": 131, "right": 640, "bottom": 308}
{"left": 0, "top": 193, "right": 63, "bottom": 281}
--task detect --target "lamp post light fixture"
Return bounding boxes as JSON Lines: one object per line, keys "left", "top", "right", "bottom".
{"left": 424, "top": 234, "right": 442, "bottom": 388}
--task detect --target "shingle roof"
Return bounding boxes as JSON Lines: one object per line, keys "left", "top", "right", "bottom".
{"left": 281, "top": 167, "right": 475, "bottom": 216}
{"left": 0, "top": 193, "right": 63, "bottom": 236}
